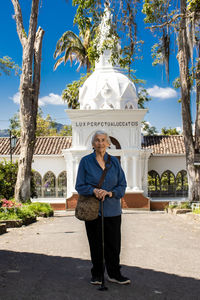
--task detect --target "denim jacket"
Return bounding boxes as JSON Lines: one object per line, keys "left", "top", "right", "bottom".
{"left": 75, "top": 151, "right": 127, "bottom": 217}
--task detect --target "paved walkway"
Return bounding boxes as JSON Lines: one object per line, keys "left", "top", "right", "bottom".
{"left": 0, "top": 210, "right": 200, "bottom": 300}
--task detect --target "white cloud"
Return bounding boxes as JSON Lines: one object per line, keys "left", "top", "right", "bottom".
{"left": 147, "top": 85, "right": 177, "bottom": 99}
{"left": 175, "top": 126, "right": 182, "bottom": 134}
{"left": 39, "top": 93, "right": 65, "bottom": 106}
{"left": 11, "top": 92, "right": 20, "bottom": 104}
{"left": 10, "top": 92, "right": 66, "bottom": 107}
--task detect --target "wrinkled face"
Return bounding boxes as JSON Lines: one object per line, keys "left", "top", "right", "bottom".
{"left": 93, "top": 134, "right": 110, "bottom": 153}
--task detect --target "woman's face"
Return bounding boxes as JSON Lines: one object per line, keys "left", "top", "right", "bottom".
{"left": 93, "top": 134, "right": 110, "bottom": 154}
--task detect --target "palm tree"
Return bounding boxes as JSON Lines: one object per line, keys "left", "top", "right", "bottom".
{"left": 53, "top": 30, "right": 91, "bottom": 73}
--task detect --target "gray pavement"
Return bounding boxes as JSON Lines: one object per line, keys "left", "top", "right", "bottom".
{"left": 0, "top": 210, "right": 200, "bottom": 300}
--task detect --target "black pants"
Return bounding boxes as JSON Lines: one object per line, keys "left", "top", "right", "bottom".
{"left": 85, "top": 215, "right": 121, "bottom": 278}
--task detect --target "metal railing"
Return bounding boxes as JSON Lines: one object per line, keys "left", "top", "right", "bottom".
{"left": 35, "top": 187, "right": 67, "bottom": 198}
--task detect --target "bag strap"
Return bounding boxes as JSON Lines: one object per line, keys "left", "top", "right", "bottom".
{"left": 96, "top": 154, "right": 111, "bottom": 188}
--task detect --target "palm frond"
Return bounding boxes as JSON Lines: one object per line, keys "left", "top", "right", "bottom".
{"left": 53, "top": 56, "right": 65, "bottom": 70}
{"left": 64, "top": 46, "right": 85, "bottom": 64}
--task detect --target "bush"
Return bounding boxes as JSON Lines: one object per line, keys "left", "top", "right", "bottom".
{"left": 15, "top": 206, "right": 36, "bottom": 222}
{"left": 28, "top": 202, "right": 54, "bottom": 217}
{"left": 193, "top": 208, "right": 200, "bottom": 215}
{"left": 0, "top": 199, "right": 36, "bottom": 221}
{"left": 179, "top": 202, "right": 191, "bottom": 209}
{"left": 0, "top": 199, "right": 53, "bottom": 221}
{"left": 167, "top": 201, "right": 191, "bottom": 210}
{"left": 0, "top": 161, "right": 18, "bottom": 200}
{"left": 0, "top": 160, "right": 37, "bottom": 200}
{"left": 0, "top": 211, "right": 19, "bottom": 220}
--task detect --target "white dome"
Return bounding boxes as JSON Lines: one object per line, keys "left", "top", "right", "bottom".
{"left": 79, "top": 50, "right": 138, "bottom": 110}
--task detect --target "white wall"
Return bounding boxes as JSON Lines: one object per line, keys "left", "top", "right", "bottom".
{"left": 148, "top": 155, "right": 186, "bottom": 176}
{"left": 32, "top": 155, "right": 66, "bottom": 177}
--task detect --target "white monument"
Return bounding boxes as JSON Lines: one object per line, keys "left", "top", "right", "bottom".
{"left": 63, "top": 4, "right": 152, "bottom": 209}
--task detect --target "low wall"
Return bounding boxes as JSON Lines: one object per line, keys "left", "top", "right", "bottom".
{"left": 66, "top": 193, "right": 150, "bottom": 210}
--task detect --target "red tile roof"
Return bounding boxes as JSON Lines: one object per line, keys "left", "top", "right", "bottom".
{"left": 0, "top": 135, "right": 186, "bottom": 156}
{"left": 142, "top": 135, "right": 185, "bottom": 155}
{"left": 0, "top": 136, "right": 72, "bottom": 155}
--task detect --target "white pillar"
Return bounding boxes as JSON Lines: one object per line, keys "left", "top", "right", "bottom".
{"left": 63, "top": 151, "right": 74, "bottom": 198}
{"left": 122, "top": 155, "right": 129, "bottom": 189}
{"left": 132, "top": 156, "right": 137, "bottom": 189}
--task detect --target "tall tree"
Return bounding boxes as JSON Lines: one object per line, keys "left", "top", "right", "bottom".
{"left": 161, "top": 127, "right": 180, "bottom": 135}
{"left": 143, "top": 0, "right": 200, "bottom": 201}
{"left": 9, "top": 109, "right": 72, "bottom": 137}
{"left": 11, "top": 0, "right": 44, "bottom": 202}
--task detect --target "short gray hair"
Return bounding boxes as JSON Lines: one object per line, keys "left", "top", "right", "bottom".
{"left": 91, "top": 130, "right": 111, "bottom": 146}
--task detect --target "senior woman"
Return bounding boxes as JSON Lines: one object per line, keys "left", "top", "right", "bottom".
{"left": 75, "top": 130, "right": 130, "bottom": 285}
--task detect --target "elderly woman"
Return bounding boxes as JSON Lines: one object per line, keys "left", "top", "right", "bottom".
{"left": 75, "top": 130, "right": 130, "bottom": 285}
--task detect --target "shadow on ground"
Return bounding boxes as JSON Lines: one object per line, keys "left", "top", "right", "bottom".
{"left": 0, "top": 250, "right": 199, "bottom": 300}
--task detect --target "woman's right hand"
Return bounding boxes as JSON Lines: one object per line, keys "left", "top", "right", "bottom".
{"left": 94, "top": 188, "right": 112, "bottom": 201}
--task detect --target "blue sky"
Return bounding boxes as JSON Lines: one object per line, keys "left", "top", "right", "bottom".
{"left": 0, "top": 1, "right": 196, "bottom": 132}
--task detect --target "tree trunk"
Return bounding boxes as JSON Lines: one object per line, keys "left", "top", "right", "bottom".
{"left": 192, "top": 41, "right": 200, "bottom": 201}
{"left": 11, "top": 0, "right": 44, "bottom": 202}
{"left": 177, "top": 0, "right": 200, "bottom": 201}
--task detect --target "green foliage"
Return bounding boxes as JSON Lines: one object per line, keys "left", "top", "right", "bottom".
{"left": 14, "top": 206, "right": 36, "bottom": 222}
{"left": 161, "top": 127, "right": 180, "bottom": 135}
{"left": 72, "top": 0, "right": 96, "bottom": 35}
{"left": 142, "top": 0, "right": 172, "bottom": 24}
{"left": 0, "top": 56, "right": 21, "bottom": 76}
{"left": 72, "top": 0, "right": 143, "bottom": 75}
{"left": 187, "top": 0, "right": 200, "bottom": 12}
{"left": 168, "top": 203, "right": 178, "bottom": 209}
{"left": 0, "top": 211, "right": 19, "bottom": 220}
{"left": 193, "top": 208, "right": 200, "bottom": 214}
{"left": 36, "top": 109, "right": 58, "bottom": 136}
{"left": 138, "top": 87, "right": 152, "bottom": 109}
{"left": 180, "top": 202, "right": 191, "bottom": 209}
{"left": 0, "top": 199, "right": 53, "bottom": 221}
{"left": 0, "top": 161, "right": 18, "bottom": 200}
{"left": 0, "top": 199, "right": 33, "bottom": 221}
{"left": 168, "top": 201, "right": 191, "bottom": 209}
{"left": 62, "top": 74, "right": 89, "bottom": 108}
{"left": 151, "top": 43, "right": 164, "bottom": 66}
{"left": 59, "top": 125, "right": 72, "bottom": 136}
{"left": 0, "top": 160, "right": 36, "bottom": 200}
{"left": 9, "top": 108, "right": 72, "bottom": 137}
{"left": 28, "top": 202, "right": 54, "bottom": 217}
{"left": 9, "top": 112, "right": 21, "bottom": 137}
{"left": 142, "top": 122, "right": 158, "bottom": 135}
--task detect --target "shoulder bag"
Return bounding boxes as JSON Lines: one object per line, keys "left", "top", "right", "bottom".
{"left": 75, "top": 155, "right": 111, "bottom": 221}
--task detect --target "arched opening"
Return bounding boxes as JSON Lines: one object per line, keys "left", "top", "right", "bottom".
{"left": 57, "top": 171, "right": 67, "bottom": 197}
{"left": 160, "top": 170, "right": 176, "bottom": 197}
{"left": 43, "top": 171, "right": 56, "bottom": 197}
{"left": 109, "top": 136, "right": 121, "bottom": 149}
{"left": 33, "top": 171, "right": 42, "bottom": 197}
{"left": 148, "top": 170, "right": 161, "bottom": 197}
{"left": 109, "top": 136, "right": 121, "bottom": 162}
{"left": 125, "top": 102, "right": 133, "bottom": 109}
{"left": 176, "top": 170, "right": 188, "bottom": 196}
